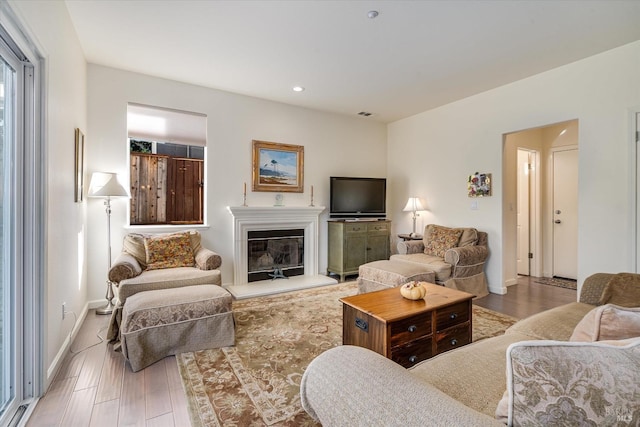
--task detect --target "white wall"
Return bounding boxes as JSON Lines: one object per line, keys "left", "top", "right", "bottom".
{"left": 7, "top": 0, "right": 88, "bottom": 385}
{"left": 86, "top": 65, "right": 387, "bottom": 301}
{"left": 388, "top": 41, "right": 640, "bottom": 295}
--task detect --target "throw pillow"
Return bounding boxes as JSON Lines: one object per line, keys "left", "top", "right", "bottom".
{"left": 456, "top": 228, "right": 478, "bottom": 247}
{"left": 123, "top": 233, "right": 148, "bottom": 268}
{"left": 570, "top": 304, "right": 640, "bottom": 342}
{"left": 424, "top": 225, "right": 463, "bottom": 258}
{"left": 598, "top": 272, "right": 640, "bottom": 307}
{"left": 496, "top": 338, "right": 640, "bottom": 425}
{"left": 144, "top": 232, "right": 195, "bottom": 270}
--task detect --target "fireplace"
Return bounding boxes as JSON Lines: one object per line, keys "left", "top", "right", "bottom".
{"left": 247, "top": 228, "right": 304, "bottom": 282}
{"left": 227, "top": 206, "right": 333, "bottom": 293}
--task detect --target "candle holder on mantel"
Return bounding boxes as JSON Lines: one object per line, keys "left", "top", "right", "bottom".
{"left": 242, "top": 182, "right": 248, "bottom": 206}
{"left": 309, "top": 185, "right": 315, "bottom": 207}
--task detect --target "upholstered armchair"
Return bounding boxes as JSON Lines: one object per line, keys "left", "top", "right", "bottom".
{"left": 391, "top": 224, "right": 489, "bottom": 297}
{"left": 106, "top": 230, "right": 222, "bottom": 342}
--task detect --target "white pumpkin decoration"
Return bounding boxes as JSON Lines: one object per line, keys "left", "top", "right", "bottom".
{"left": 400, "top": 281, "right": 427, "bottom": 300}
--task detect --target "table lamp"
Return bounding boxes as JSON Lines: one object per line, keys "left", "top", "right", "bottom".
{"left": 403, "top": 197, "right": 424, "bottom": 237}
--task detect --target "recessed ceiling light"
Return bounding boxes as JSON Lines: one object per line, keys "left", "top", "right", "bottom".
{"left": 292, "top": 86, "right": 305, "bottom": 92}
{"left": 367, "top": 10, "right": 379, "bottom": 19}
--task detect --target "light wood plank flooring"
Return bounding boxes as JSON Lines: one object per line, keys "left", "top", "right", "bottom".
{"left": 26, "top": 276, "right": 576, "bottom": 426}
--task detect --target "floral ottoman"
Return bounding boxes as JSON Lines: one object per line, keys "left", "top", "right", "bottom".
{"left": 357, "top": 259, "right": 435, "bottom": 294}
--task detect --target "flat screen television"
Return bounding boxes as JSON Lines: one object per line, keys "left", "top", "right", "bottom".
{"left": 330, "top": 177, "right": 386, "bottom": 219}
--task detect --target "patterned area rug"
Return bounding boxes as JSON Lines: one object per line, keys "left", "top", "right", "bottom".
{"left": 177, "top": 282, "right": 517, "bottom": 427}
{"left": 534, "top": 277, "right": 577, "bottom": 290}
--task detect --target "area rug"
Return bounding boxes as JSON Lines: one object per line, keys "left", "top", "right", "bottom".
{"left": 177, "top": 282, "right": 518, "bottom": 427}
{"left": 534, "top": 276, "right": 577, "bottom": 290}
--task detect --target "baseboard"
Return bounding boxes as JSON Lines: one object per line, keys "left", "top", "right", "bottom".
{"left": 504, "top": 278, "right": 518, "bottom": 287}
{"left": 489, "top": 283, "right": 508, "bottom": 295}
{"left": 46, "top": 302, "right": 89, "bottom": 383}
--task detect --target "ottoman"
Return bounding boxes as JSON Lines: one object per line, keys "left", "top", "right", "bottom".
{"left": 357, "top": 260, "right": 435, "bottom": 294}
{"left": 121, "top": 284, "right": 235, "bottom": 372}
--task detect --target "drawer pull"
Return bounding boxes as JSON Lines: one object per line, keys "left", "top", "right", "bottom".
{"left": 408, "top": 325, "right": 417, "bottom": 333}
{"left": 451, "top": 338, "right": 458, "bottom": 346}
{"left": 450, "top": 313, "right": 458, "bottom": 320}
{"left": 355, "top": 317, "right": 368, "bottom": 332}
{"left": 408, "top": 355, "right": 418, "bottom": 364}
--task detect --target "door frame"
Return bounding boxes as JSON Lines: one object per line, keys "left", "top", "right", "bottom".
{"left": 516, "top": 148, "right": 542, "bottom": 277}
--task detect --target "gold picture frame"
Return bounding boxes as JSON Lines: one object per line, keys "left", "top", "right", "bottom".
{"left": 252, "top": 140, "right": 304, "bottom": 192}
{"left": 74, "top": 128, "right": 85, "bottom": 202}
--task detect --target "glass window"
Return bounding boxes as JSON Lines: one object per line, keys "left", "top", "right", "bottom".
{"left": 127, "top": 104, "right": 206, "bottom": 226}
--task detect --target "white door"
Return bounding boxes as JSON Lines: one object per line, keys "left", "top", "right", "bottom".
{"left": 552, "top": 149, "right": 578, "bottom": 279}
{"left": 516, "top": 150, "right": 530, "bottom": 276}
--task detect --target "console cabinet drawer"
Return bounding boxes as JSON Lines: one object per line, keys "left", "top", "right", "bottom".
{"left": 367, "top": 223, "right": 389, "bottom": 234}
{"left": 391, "top": 336, "right": 433, "bottom": 368}
{"left": 436, "top": 322, "right": 471, "bottom": 353}
{"left": 435, "top": 301, "right": 470, "bottom": 330}
{"left": 390, "top": 312, "right": 432, "bottom": 346}
{"left": 345, "top": 223, "right": 367, "bottom": 234}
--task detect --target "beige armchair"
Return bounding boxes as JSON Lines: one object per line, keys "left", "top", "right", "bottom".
{"left": 106, "top": 230, "right": 222, "bottom": 342}
{"left": 391, "top": 224, "right": 489, "bottom": 297}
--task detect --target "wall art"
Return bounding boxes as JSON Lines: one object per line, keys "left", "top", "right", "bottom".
{"left": 468, "top": 172, "right": 491, "bottom": 197}
{"left": 75, "top": 128, "right": 85, "bottom": 202}
{"left": 252, "top": 140, "right": 304, "bottom": 192}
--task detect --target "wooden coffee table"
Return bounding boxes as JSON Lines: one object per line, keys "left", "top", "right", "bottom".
{"left": 340, "top": 283, "right": 473, "bottom": 368}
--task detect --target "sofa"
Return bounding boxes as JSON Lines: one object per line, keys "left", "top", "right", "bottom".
{"left": 300, "top": 273, "right": 640, "bottom": 426}
{"left": 106, "top": 230, "right": 223, "bottom": 343}
{"left": 391, "top": 224, "right": 489, "bottom": 298}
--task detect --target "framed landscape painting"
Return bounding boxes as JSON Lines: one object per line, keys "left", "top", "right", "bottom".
{"left": 252, "top": 140, "right": 304, "bottom": 192}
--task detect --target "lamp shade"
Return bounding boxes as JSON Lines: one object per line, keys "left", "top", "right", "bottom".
{"left": 403, "top": 197, "right": 424, "bottom": 212}
{"left": 88, "top": 172, "right": 129, "bottom": 198}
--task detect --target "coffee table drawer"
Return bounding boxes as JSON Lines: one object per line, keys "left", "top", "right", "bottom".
{"left": 436, "top": 322, "right": 471, "bottom": 353}
{"left": 436, "top": 301, "right": 469, "bottom": 330}
{"left": 390, "top": 312, "right": 432, "bottom": 346}
{"left": 391, "top": 336, "right": 433, "bottom": 368}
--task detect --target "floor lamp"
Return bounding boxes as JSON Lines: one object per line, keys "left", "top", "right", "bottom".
{"left": 403, "top": 197, "right": 424, "bottom": 237}
{"left": 88, "top": 172, "right": 129, "bottom": 315}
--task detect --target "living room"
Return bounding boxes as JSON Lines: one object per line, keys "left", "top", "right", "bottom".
{"left": 2, "top": 0, "right": 640, "bottom": 425}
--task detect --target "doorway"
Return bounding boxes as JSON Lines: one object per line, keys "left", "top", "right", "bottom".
{"left": 503, "top": 120, "right": 579, "bottom": 289}
{"left": 0, "top": 13, "right": 44, "bottom": 425}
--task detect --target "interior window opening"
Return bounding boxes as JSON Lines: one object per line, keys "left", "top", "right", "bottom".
{"left": 127, "top": 104, "right": 207, "bottom": 226}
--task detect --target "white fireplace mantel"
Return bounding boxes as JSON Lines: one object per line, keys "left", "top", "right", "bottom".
{"left": 227, "top": 206, "right": 326, "bottom": 287}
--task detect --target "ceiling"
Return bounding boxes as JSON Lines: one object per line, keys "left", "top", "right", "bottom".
{"left": 64, "top": 0, "right": 640, "bottom": 123}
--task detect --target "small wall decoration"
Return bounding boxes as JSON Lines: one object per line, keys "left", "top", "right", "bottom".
{"left": 468, "top": 172, "right": 491, "bottom": 197}
{"left": 252, "top": 140, "right": 304, "bottom": 193}
{"left": 74, "top": 128, "right": 85, "bottom": 202}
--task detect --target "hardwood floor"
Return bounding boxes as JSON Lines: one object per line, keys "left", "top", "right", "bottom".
{"left": 26, "top": 313, "right": 190, "bottom": 427}
{"left": 26, "top": 276, "right": 576, "bottom": 426}
{"left": 474, "top": 275, "right": 577, "bottom": 319}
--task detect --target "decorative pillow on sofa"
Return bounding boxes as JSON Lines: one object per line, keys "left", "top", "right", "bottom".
{"left": 570, "top": 304, "right": 640, "bottom": 342}
{"left": 124, "top": 230, "right": 201, "bottom": 268}
{"left": 423, "top": 225, "right": 463, "bottom": 258}
{"left": 144, "top": 232, "right": 195, "bottom": 270}
{"left": 496, "top": 338, "right": 640, "bottom": 425}
{"left": 598, "top": 272, "right": 640, "bottom": 307}
{"left": 456, "top": 228, "right": 478, "bottom": 247}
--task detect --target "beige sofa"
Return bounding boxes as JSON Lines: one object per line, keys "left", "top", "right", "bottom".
{"left": 392, "top": 224, "right": 489, "bottom": 298}
{"left": 300, "top": 273, "right": 640, "bottom": 426}
{"left": 106, "top": 230, "right": 223, "bottom": 342}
